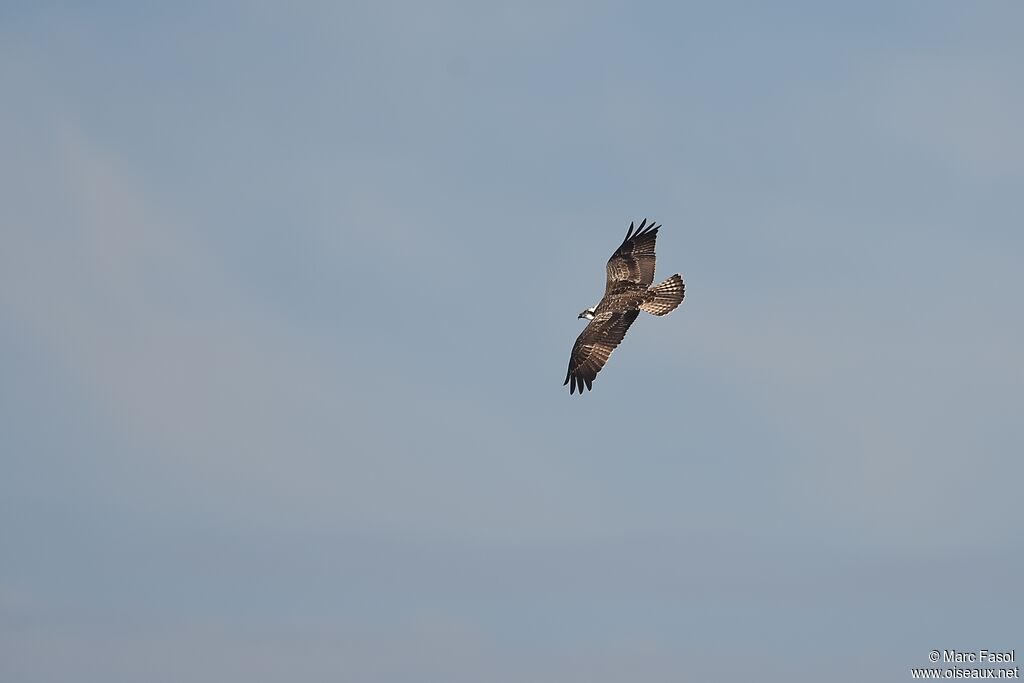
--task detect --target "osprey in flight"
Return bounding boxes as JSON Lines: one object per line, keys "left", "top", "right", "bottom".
{"left": 564, "top": 219, "right": 685, "bottom": 395}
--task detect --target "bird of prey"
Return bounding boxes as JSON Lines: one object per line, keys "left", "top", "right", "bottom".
{"left": 564, "top": 219, "right": 685, "bottom": 395}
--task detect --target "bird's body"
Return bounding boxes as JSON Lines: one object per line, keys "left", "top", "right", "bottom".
{"left": 564, "top": 219, "right": 685, "bottom": 395}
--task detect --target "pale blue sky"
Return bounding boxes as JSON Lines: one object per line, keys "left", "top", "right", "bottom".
{"left": 2, "top": 2, "right": 1022, "bottom": 681}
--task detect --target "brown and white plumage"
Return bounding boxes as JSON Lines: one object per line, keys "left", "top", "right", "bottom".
{"left": 564, "top": 219, "right": 685, "bottom": 395}
{"left": 605, "top": 219, "right": 660, "bottom": 288}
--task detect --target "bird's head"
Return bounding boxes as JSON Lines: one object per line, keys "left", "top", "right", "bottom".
{"left": 578, "top": 307, "right": 596, "bottom": 320}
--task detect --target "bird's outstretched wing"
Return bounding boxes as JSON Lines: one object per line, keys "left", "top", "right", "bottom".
{"left": 605, "top": 219, "right": 659, "bottom": 292}
{"left": 564, "top": 309, "right": 640, "bottom": 395}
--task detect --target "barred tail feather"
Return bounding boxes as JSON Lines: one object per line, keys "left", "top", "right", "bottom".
{"left": 640, "top": 274, "right": 685, "bottom": 316}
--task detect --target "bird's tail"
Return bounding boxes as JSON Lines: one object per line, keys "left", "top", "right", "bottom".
{"left": 641, "top": 274, "right": 685, "bottom": 316}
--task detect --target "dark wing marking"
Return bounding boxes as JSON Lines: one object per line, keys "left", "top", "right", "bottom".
{"left": 605, "top": 218, "right": 659, "bottom": 292}
{"left": 563, "top": 309, "right": 640, "bottom": 395}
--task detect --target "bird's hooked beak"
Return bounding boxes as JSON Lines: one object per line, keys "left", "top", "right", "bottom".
{"left": 578, "top": 308, "right": 596, "bottom": 320}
